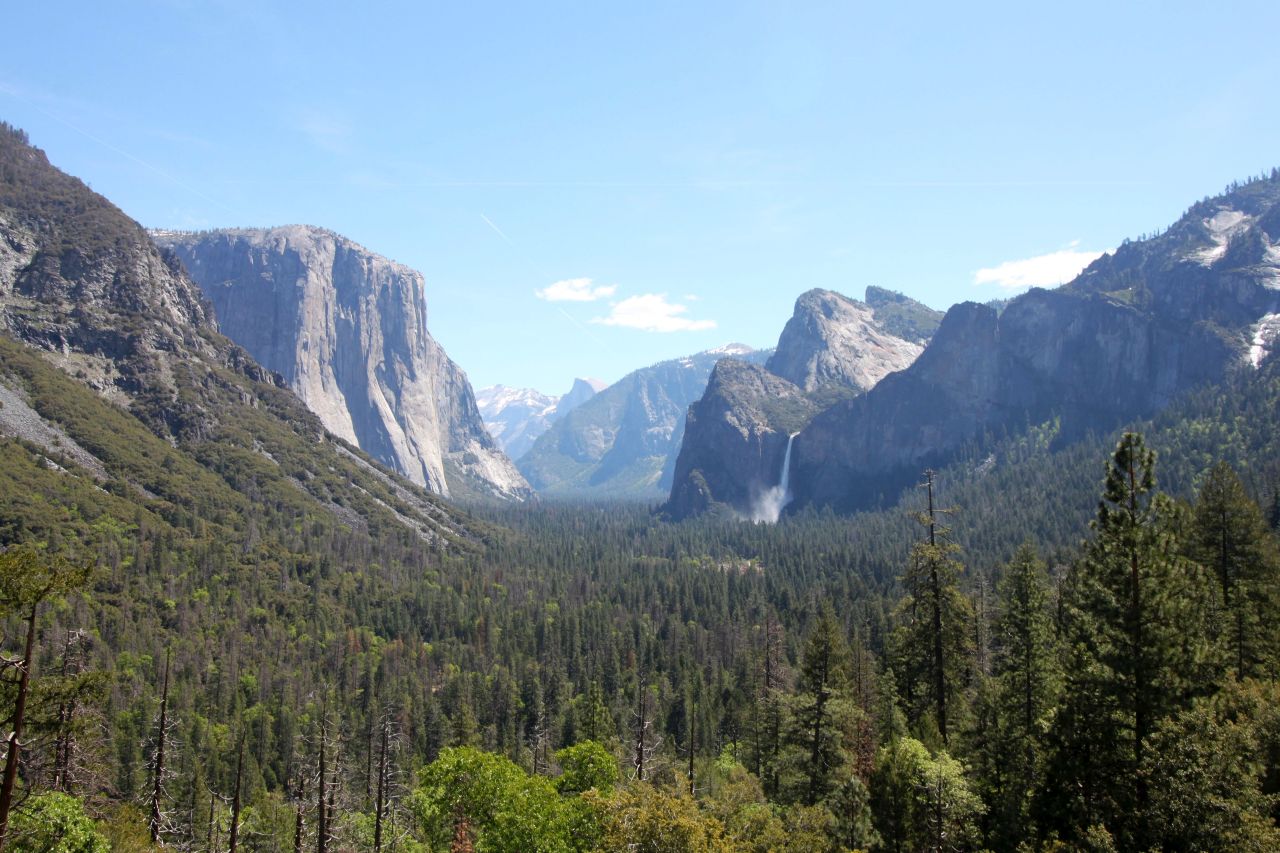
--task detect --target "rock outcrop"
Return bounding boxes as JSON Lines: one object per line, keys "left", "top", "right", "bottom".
{"left": 666, "top": 288, "right": 941, "bottom": 518}
{"left": 765, "top": 289, "right": 930, "bottom": 393}
{"left": 666, "top": 359, "right": 819, "bottom": 519}
{"left": 154, "top": 226, "right": 530, "bottom": 501}
{"left": 0, "top": 122, "right": 475, "bottom": 543}
{"left": 519, "top": 345, "right": 768, "bottom": 498}
{"left": 785, "top": 178, "right": 1280, "bottom": 512}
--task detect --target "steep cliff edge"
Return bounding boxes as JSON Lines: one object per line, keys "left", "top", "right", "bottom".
{"left": 666, "top": 358, "right": 819, "bottom": 519}
{"left": 518, "top": 345, "right": 768, "bottom": 498}
{"left": 665, "top": 288, "right": 940, "bottom": 518}
{"left": 788, "top": 176, "right": 1280, "bottom": 512}
{"left": 0, "top": 121, "right": 477, "bottom": 543}
{"left": 765, "top": 288, "right": 931, "bottom": 393}
{"left": 153, "top": 226, "right": 530, "bottom": 501}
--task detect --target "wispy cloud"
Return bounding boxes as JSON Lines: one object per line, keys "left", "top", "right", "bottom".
{"left": 297, "top": 109, "right": 352, "bottom": 154}
{"left": 592, "top": 294, "right": 716, "bottom": 333}
{"left": 974, "top": 241, "right": 1108, "bottom": 289}
{"left": 536, "top": 277, "right": 618, "bottom": 302}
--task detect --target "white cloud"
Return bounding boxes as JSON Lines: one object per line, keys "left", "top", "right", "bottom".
{"left": 297, "top": 109, "right": 352, "bottom": 154}
{"left": 592, "top": 294, "right": 717, "bottom": 333}
{"left": 974, "top": 241, "right": 1108, "bottom": 289}
{"left": 536, "top": 277, "right": 618, "bottom": 302}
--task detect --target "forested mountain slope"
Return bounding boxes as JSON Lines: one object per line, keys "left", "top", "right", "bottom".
{"left": 2, "top": 118, "right": 1280, "bottom": 851}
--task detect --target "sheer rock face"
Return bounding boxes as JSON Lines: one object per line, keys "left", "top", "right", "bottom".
{"left": 669, "top": 180, "right": 1280, "bottom": 518}
{"left": 0, "top": 124, "right": 475, "bottom": 544}
{"left": 765, "top": 289, "right": 926, "bottom": 393}
{"left": 789, "top": 181, "right": 1280, "bottom": 513}
{"left": 154, "top": 226, "right": 530, "bottom": 500}
{"left": 665, "top": 288, "right": 939, "bottom": 519}
{"left": 517, "top": 346, "right": 768, "bottom": 499}
{"left": 666, "top": 359, "right": 818, "bottom": 519}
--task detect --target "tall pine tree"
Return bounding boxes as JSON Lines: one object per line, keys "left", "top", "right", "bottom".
{"left": 972, "top": 544, "right": 1060, "bottom": 850}
{"left": 1041, "top": 433, "right": 1215, "bottom": 849}
{"left": 1190, "top": 461, "right": 1280, "bottom": 679}
{"left": 893, "top": 471, "right": 973, "bottom": 747}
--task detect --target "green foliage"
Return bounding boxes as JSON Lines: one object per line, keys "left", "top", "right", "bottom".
{"left": 1190, "top": 461, "right": 1280, "bottom": 679}
{"left": 1141, "top": 680, "right": 1280, "bottom": 852}
{"left": 7, "top": 792, "right": 108, "bottom": 853}
{"left": 892, "top": 523, "right": 974, "bottom": 747}
{"left": 871, "top": 737, "right": 983, "bottom": 853}
{"left": 589, "top": 782, "right": 731, "bottom": 853}
{"left": 410, "top": 747, "right": 585, "bottom": 853}
{"left": 787, "top": 604, "right": 855, "bottom": 805}
{"left": 553, "top": 740, "right": 618, "bottom": 795}
{"left": 0, "top": 544, "right": 92, "bottom": 616}
{"left": 970, "top": 544, "right": 1060, "bottom": 848}
{"left": 1043, "top": 433, "right": 1219, "bottom": 848}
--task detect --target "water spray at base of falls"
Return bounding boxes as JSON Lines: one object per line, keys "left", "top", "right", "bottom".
{"left": 747, "top": 432, "right": 798, "bottom": 524}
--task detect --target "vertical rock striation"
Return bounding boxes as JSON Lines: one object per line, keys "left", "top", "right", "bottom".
{"left": 154, "top": 226, "right": 530, "bottom": 500}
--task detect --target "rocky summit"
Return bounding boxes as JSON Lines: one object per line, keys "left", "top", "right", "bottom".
{"left": 666, "top": 287, "right": 941, "bottom": 519}
{"left": 765, "top": 288, "right": 932, "bottom": 393}
{"left": 784, "top": 176, "right": 1280, "bottom": 513}
{"left": 153, "top": 226, "right": 530, "bottom": 501}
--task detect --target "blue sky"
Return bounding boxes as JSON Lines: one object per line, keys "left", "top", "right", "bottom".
{"left": 5, "top": 2, "right": 1280, "bottom": 393}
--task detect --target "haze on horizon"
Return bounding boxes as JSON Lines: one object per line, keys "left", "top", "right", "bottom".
{"left": 4, "top": 0, "right": 1279, "bottom": 392}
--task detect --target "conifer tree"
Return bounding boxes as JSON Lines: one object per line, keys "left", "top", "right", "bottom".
{"left": 1042, "top": 433, "right": 1215, "bottom": 848}
{"left": 973, "top": 544, "right": 1059, "bottom": 849}
{"left": 1190, "top": 461, "right": 1280, "bottom": 679}
{"left": 893, "top": 471, "right": 973, "bottom": 746}
{"left": 791, "top": 603, "right": 852, "bottom": 805}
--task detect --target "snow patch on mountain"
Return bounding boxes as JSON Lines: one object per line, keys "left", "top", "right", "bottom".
{"left": 1191, "top": 207, "right": 1253, "bottom": 266}
{"left": 477, "top": 378, "right": 603, "bottom": 459}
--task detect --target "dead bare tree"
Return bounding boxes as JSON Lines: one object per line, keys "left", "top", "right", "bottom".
{"left": 0, "top": 547, "right": 91, "bottom": 852}
{"left": 146, "top": 647, "right": 179, "bottom": 845}
{"left": 229, "top": 737, "right": 244, "bottom": 853}
{"left": 631, "top": 676, "right": 662, "bottom": 782}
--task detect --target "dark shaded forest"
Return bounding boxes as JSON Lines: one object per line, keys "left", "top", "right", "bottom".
{"left": 2, "top": 338, "right": 1280, "bottom": 850}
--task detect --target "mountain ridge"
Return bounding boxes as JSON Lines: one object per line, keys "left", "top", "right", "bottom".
{"left": 476, "top": 376, "right": 605, "bottom": 459}
{"left": 0, "top": 120, "right": 480, "bottom": 544}
{"left": 666, "top": 286, "right": 942, "bottom": 518}
{"left": 518, "top": 344, "right": 769, "bottom": 499}
{"left": 782, "top": 174, "right": 1280, "bottom": 514}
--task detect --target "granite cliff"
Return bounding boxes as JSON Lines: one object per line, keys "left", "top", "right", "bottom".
{"left": 787, "top": 178, "right": 1280, "bottom": 512}
{"left": 0, "top": 121, "right": 476, "bottom": 543}
{"left": 519, "top": 345, "right": 769, "bottom": 499}
{"left": 153, "top": 227, "right": 529, "bottom": 501}
{"left": 667, "top": 288, "right": 941, "bottom": 518}
{"left": 765, "top": 288, "right": 931, "bottom": 392}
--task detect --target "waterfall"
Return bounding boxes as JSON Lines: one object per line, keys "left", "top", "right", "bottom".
{"left": 748, "top": 433, "right": 798, "bottom": 524}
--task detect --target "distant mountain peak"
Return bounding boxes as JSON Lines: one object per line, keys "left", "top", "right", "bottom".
{"left": 703, "top": 342, "right": 757, "bottom": 357}
{"left": 477, "top": 376, "right": 605, "bottom": 459}
{"left": 765, "top": 288, "right": 939, "bottom": 393}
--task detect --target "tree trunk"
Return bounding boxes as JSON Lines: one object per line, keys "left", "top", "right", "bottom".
{"left": 0, "top": 605, "right": 38, "bottom": 852}
{"left": 230, "top": 738, "right": 243, "bottom": 853}
{"left": 149, "top": 648, "right": 172, "bottom": 844}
